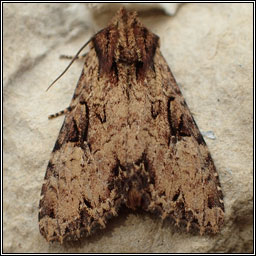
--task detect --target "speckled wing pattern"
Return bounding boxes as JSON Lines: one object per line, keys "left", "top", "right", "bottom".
{"left": 39, "top": 8, "right": 224, "bottom": 243}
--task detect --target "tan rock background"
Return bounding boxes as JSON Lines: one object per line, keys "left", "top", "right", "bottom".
{"left": 3, "top": 3, "right": 253, "bottom": 253}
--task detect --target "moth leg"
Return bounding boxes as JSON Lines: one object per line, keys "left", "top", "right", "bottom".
{"left": 60, "top": 53, "right": 87, "bottom": 61}
{"left": 48, "top": 106, "right": 74, "bottom": 119}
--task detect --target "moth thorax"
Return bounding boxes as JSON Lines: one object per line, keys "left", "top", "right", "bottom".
{"left": 117, "top": 45, "right": 141, "bottom": 64}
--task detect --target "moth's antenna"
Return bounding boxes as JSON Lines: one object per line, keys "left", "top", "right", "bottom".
{"left": 46, "top": 37, "right": 92, "bottom": 91}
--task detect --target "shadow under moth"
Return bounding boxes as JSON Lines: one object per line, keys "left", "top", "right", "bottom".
{"left": 39, "top": 8, "right": 224, "bottom": 243}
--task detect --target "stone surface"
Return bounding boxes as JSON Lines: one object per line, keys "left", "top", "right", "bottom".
{"left": 3, "top": 3, "right": 253, "bottom": 253}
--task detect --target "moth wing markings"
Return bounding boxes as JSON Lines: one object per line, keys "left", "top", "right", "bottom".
{"left": 39, "top": 50, "right": 119, "bottom": 243}
{"left": 147, "top": 51, "right": 224, "bottom": 234}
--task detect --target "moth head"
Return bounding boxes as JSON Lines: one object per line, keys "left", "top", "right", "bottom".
{"left": 92, "top": 7, "right": 159, "bottom": 76}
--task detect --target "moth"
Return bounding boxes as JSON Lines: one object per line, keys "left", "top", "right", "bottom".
{"left": 39, "top": 8, "right": 224, "bottom": 243}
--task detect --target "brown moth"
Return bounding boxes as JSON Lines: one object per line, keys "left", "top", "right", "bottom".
{"left": 39, "top": 8, "right": 224, "bottom": 243}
